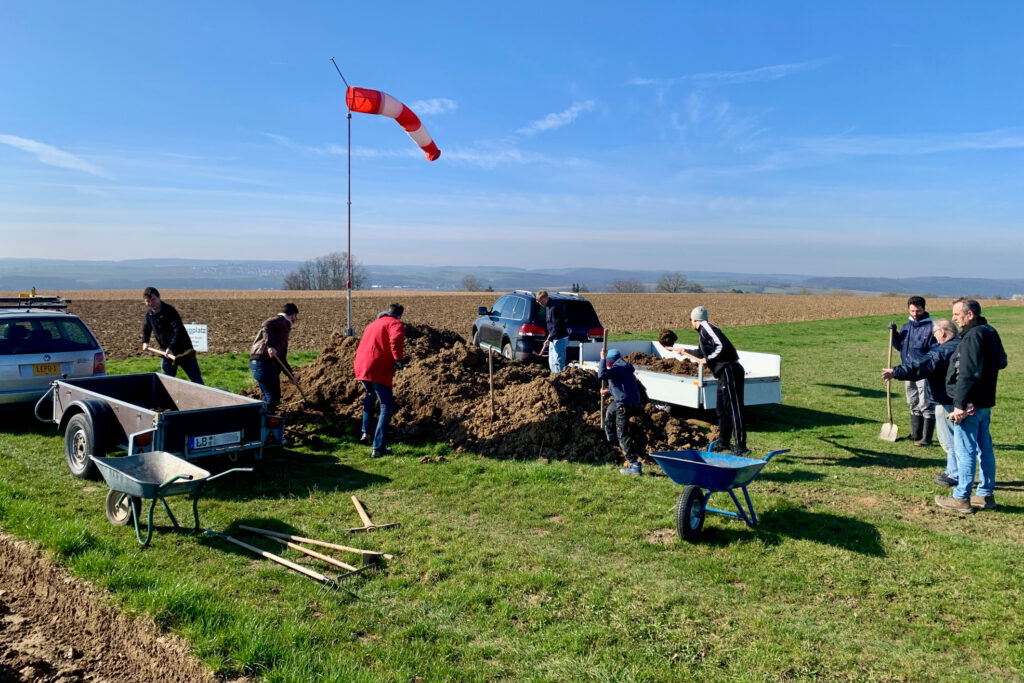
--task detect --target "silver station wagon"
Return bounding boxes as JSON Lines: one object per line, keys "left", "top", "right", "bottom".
{"left": 0, "top": 296, "right": 106, "bottom": 407}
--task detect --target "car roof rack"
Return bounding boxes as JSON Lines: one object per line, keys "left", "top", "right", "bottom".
{"left": 513, "top": 289, "right": 535, "bottom": 296}
{"left": 555, "top": 291, "right": 582, "bottom": 298}
{"left": 0, "top": 295, "right": 71, "bottom": 312}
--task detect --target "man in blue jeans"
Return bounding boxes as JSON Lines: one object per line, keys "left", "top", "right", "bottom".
{"left": 249, "top": 303, "right": 299, "bottom": 412}
{"left": 353, "top": 304, "right": 406, "bottom": 458}
{"left": 935, "top": 298, "right": 1007, "bottom": 514}
{"left": 536, "top": 291, "right": 568, "bottom": 373}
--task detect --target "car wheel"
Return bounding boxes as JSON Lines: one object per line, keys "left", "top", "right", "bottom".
{"left": 472, "top": 328, "right": 481, "bottom": 347}
{"left": 64, "top": 413, "right": 103, "bottom": 479}
{"left": 501, "top": 340, "right": 515, "bottom": 360}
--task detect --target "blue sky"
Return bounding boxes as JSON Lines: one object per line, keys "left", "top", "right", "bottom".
{"left": 2, "top": 2, "right": 1023, "bottom": 277}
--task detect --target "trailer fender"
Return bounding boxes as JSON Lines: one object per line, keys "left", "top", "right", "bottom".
{"left": 59, "top": 399, "right": 117, "bottom": 451}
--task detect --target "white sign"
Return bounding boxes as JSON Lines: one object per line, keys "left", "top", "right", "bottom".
{"left": 185, "top": 323, "right": 208, "bottom": 352}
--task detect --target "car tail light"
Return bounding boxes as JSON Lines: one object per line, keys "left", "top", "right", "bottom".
{"left": 518, "top": 323, "right": 547, "bottom": 337}
{"left": 133, "top": 432, "right": 152, "bottom": 449}
{"left": 267, "top": 416, "right": 283, "bottom": 429}
{"left": 93, "top": 352, "right": 105, "bottom": 374}
{"left": 589, "top": 327, "right": 605, "bottom": 340}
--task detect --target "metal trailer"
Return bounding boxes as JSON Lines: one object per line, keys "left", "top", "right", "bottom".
{"left": 45, "top": 373, "right": 283, "bottom": 479}
{"left": 578, "top": 340, "right": 782, "bottom": 410}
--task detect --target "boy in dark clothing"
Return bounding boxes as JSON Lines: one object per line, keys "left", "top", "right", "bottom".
{"left": 889, "top": 295, "right": 935, "bottom": 445}
{"left": 676, "top": 306, "right": 749, "bottom": 457}
{"left": 597, "top": 348, "right": 644, "bottom": 475}
{"left": 141, "top": 286, "right": 204, "bottom": 384}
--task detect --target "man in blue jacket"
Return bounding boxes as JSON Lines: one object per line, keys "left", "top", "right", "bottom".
{"left": 883, "top": 318, "right": 960, "bottom": 487}
{"left": 598, "top": 348, "right": 644, "bottom": 475}
{"left": 890, "top": 296, "right": 935, "bottom": 446}
{"left": 935, "top": 299, "right": 1007, "bottom": 514}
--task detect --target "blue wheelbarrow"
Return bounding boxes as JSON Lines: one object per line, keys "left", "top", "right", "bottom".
{"left": 651, "top": 442, "right": 789, "bottom": 542}
{"left": 91, "top": 452, "right": 251, "bottom": 547}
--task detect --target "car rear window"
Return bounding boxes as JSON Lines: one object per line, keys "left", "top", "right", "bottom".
{"left": 0, "top": 317, "right": 99, "bottom": 355}
{"left": 533, "top": 300, "right": 601, "bottom": 327}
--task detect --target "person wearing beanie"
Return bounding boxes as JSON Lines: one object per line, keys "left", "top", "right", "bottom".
{"left": 888, "top": 295, "right": 936, "bottom": 446}
{"left": 675, "top": 306, "right": 750, "bottom": 457}
{"left": 597, "top": 347, "right": 645, "bottom": 475}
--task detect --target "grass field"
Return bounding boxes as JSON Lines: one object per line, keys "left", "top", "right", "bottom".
{"left": 1, "top": 308, "right": 1021, "bottom": 681}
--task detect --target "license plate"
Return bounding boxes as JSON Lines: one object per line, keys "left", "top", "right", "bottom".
{"left": 189, "top": 431, "right": 241, "bottom": 450}
{"left": 33, "top": 362, "right": 61, "bottom": 376}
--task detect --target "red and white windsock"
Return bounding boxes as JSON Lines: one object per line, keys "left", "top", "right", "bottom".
{"left": 346, "top": 86, "right": 441, "bottom": 161}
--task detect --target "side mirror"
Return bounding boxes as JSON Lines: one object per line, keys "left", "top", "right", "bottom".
{"left": 477, "top": 307, "right": 489, "bottom": 316}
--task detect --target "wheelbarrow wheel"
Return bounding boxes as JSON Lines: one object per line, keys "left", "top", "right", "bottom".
{"left": 675, "top": 486, "right": 706, "bottom": 542}
{"left": 105, "top": 490, "right": 141, "bottom": 527}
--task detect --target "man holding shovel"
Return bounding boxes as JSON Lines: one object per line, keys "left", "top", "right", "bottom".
{"left": 249, "top": 303, "right": 299, "bottom": 412}
{"left": 141, "top": 286, "right": 204, "bottom": 384}
{"left": 890, "top": 296, "right": 935, "bottom": 445}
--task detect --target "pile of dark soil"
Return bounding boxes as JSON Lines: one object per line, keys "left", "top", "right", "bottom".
{"left": 262, "top": 325, "right": 713, "bottom": 462}
{"left": 658, "top": 328, "right": 679, "bottom": 347}
{"left": 623, "top": 352, "right": 702, "bottom": 376}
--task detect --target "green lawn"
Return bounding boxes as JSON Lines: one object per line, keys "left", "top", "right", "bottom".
{"left": 1, "top": 309, "right": 1021, "bottom": 681}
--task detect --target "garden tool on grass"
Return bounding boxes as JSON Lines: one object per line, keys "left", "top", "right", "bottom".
{"left": 348, "top": 496, "right": 401, "bottom": 533}
{"left": 204, "top": 529, "right": 341, "bottom": 591}
{"left": 880, "top": 326, "right": 899, "bottom": 442}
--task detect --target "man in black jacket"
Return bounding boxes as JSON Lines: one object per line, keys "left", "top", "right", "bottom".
{"left": 935, "top": 299, "right": 1007, "bottom": 514}
{"left": 676, "top": 306, "right": 749, "bottom": 457}
{"left": 883, "top": 318, "right": 960, "bottom": 487}
{"left": 141, "top": 287, "right": 204, "bottom": 384}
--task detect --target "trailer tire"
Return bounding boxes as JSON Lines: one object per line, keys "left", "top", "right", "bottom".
{"left": 675, "top": 485, "right": 706, "bottom": 542}
{"left": 105, "top": 490, "right": 141, "bottom": 526}
{"left": 64, "top": 413, "right": 104, "bottom": 480}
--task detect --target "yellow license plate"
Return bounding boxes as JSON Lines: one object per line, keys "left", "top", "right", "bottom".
{"left": 33, "top": 362, "right": 61, "bottom": 376}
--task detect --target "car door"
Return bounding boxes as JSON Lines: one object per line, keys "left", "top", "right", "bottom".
{"left": 481, "top": 295, "right": 510, "bottom": 346}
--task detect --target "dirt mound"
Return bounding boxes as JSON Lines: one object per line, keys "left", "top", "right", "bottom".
{"left": 623, "top": 352, "right": 702, "bottom": 376}
{"left": 264, "top": 325, "right": 713, "bottom": 461}
{"left": 0, "top": 533, "right": 220, "bottom": 683}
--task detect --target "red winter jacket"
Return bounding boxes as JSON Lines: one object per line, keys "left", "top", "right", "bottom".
{"left": 353, "top": 315, "right": 406, "bottom": 387}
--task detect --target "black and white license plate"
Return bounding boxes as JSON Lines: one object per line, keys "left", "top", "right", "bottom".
{"left": 189, "top": 431, "right": 241, "bottom": 451}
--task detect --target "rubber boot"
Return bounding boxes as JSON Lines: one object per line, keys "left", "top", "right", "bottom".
{"left": 909, "top": 415, "right": 923, "bottom": 443}
{"left": 914, "top": 417, "right": 935, "bottom": 447}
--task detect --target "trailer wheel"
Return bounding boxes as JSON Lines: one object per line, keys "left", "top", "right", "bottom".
{"left": 501, "top": 340, "right": 514, "bottom": 360}
{"left": 64, "top": 413, "right": 103, "bottom": 479}
{"left": 675, "top": 486, "right": 706, "bottom": 542}
{"left": 105, "top": 490, "right": 140, "bottom": 526}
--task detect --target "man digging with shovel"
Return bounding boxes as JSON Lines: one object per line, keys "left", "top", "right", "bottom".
{"left": 249, "top": 303, "right": 299, "bottom": 413}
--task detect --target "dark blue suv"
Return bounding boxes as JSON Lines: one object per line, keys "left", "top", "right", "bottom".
{"left": 472, "top": 290, "right": 604, "bottom": 361}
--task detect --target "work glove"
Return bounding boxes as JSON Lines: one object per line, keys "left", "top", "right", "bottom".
{"left": 887, "top": 322, "right": 897, "bottom": 331}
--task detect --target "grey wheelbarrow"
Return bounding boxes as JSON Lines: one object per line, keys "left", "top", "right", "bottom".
{"left": 91, "top": 451, "right": 251, "bottom": 547}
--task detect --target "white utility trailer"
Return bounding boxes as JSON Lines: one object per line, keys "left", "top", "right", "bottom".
{"left": 578, "top": 341, "right": 781, "bottom": 410}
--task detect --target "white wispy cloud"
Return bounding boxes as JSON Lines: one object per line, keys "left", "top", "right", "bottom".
{"left": 796, "top": 128, "right": 1024, "bottom": 156}
{"left": 0, "top": 134, "right": 110, "bottom": 177}
{"left": 516, "top": 100, "right": 596, "bottom": 136}
{"left": 408, "top": 98, "right": 457, "bottom": 116}
{"left": 631, "top": 59, "right": 828, "bottom": 88}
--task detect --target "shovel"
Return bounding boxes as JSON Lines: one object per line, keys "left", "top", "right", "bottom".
{"left": 879, "top": 326, "right": 899, "bottom": 441}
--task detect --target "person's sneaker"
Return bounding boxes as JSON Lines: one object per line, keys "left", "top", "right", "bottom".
{"left": 933, "top": 472, "right": 958, "bottom": 487}
{"left": 934, "top": 495, "right": 974, "bottom": 514}
{"left": 731, "top": 447, "right": 752, "bottom": 458}
{"left": 970, "top": 494, "right": 997, "bottom": 510}
{"left": 711, "top": 442, "right": 732, "bottom": 453}
{"left": 359, "top": 432, "right": 369, "bottom": 443}
{"left": 370, "top": 447, "right": 393, "bottom": 458}
{"left": 619, "top": 461, "right": 642, "bottom": 476}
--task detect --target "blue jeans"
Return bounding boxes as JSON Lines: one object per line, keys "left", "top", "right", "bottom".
{"left": 934, "top": 403, "right": 958, "bottom": 479}
{"left": 250, "top": 359, "right": 281, "bottom": 412}
{"left": 162, "top": 353, "right": 204, "bottom": 384}
{"left": 548, "top": 337, "right": 568, "bottom": 373}
{"left": 952, "top": 407, "right": 996, "bottom": 499}
{"left": 361, "top": 381, "right": 394, "bottom": 451}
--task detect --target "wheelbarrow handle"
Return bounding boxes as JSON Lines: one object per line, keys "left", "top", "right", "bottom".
{"left": 763, "top": 448, "right": 790, "bottom": 462}
{"left": 206, "top": 467, "right": 254, "bottom": 482}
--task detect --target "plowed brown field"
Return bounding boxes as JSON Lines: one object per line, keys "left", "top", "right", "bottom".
{"left": 8, "top": 290, "right": 1014, "bottom": 360}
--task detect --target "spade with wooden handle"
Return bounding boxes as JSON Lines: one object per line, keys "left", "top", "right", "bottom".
{"left": 880, "top": 326, "right": 899, "bottom": 441}
{"left": 348, "top": 496, "right": 401, "bottom": 533}
{"left": 273, "top": 355, "right": 310, "bottom": 402}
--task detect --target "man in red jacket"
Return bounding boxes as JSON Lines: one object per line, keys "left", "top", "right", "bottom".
{"left": 353, "top": 303, "right": 406, "bottom": 457}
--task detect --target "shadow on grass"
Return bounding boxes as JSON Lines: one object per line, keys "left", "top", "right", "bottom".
{"left": 815, "top": 383, "right": 889, "bottom": 399}
{"left": 752, "top": 403, "right": 869, "bottom": 433}
{"left": 814, "top": 435, "right": 936, "bottom": 469}
{"left": 699, "top": 507, "right": 885, "bottom": 556}
{"left": 756, "top": 469, "right": 826, "bottom": 484}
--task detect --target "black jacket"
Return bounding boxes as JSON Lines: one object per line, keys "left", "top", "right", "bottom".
{"left": 141, "top": 302, "right": 194, "bottom": 355}
{"left": 945, "top": 317, "right": 1007, "bottom": 410}
{"left": 893, "top": 337, "right": 959, "bottom": 405}
{"left": 544, "top": 301, "right": 568, "bottom": 342}
{"left": 693, "top": 321, "right": 740, "bottom": 378}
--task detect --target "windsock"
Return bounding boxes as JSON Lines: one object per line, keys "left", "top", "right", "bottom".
{"left": 346, "top": 86, "right": 441, "bottom": 161}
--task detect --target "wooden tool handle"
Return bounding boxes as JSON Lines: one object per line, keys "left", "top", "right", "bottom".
{"left": 238, "top": 525, "right": 392, "bottom": 558}
{"left": 351, "top": 496, "right": 374, "bottom": 527}
{"left": 886, "top": 327, "right": 894, "bottom": 422}
{"left": 218, "top": 533, "right": 330, "bottom": 583}
{"left": 263, "top": 536, "right": 358, "bottom": 572}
